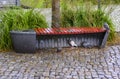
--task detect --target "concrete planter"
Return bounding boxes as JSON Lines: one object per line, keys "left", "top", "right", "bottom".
{"left": 10, "top": 30, "right": 36, "bottom": 53}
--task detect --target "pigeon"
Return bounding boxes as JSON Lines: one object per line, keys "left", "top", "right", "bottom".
{"left": 68, "top": 39, "right": 77, "bottom": 47}
{"left": 104, "top": 23, "right": 109, "bottom": 30}
{"left": 81, "top": 41, "right": 93, "bottom": 48}
{"left": 56, "top": 47, "right": 62, "bottom": 52}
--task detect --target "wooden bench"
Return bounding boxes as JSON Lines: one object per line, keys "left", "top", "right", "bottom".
{"left": 10, "top": 23, "right": 110, "bottom": 53}
{"left": 35, "top": 25, "right": 110, "bottom": 49}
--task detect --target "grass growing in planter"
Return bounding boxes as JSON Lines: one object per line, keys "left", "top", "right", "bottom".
{"left": 0, "top": 9, "right": 48, "bottom": 50}
{"left": 61, "top": 2, "right": 115, "bottom": 41}
{"left": 21, "top": 0, "right": 52, "bottom": 8}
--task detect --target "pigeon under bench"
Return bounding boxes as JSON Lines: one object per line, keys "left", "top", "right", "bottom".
{"left": 35, "top": 24, "right": 110, "bottom": 49}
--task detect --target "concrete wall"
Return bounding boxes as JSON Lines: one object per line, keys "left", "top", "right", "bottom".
{"left": 109, "top": 6, "right": 120, "bottom": 32}
{"left": 0, "top": 0, "right": 20, "bottom": 7}
{"left": 37, "top": 8, "right": 52, "bottom": 27}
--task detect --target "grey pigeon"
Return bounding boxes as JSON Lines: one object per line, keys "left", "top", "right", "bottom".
{"left": 104, "top": 23, "right": 109, "bottom": 30}
{"left": 82, "top": 41, "right": 93, "bottom": 48}
{"left": 68, "top": 39, "right": 77, "bottom": 47}
{"left": 56, "top": 47, "right": 62, "bottom": 52}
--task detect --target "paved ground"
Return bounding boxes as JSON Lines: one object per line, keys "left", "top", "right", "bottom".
{"left": 0, "top": 45, "right": 120, "bottom": 79}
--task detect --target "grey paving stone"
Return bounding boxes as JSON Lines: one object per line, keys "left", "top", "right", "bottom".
{"left": 43, "top": 72, "right": 49, "bottom": 77}
{"left": 0, "top": 45, "right": 120, "bottom": 79}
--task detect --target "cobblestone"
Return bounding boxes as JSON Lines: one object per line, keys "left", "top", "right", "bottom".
{"left": 0, "top": 45, "right": 120, "bottom": 79}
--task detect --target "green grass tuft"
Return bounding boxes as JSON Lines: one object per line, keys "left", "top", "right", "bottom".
{"left": 0, "top": 9, "right": 48, "bottom": 50}
{"left": 61, "top": 2, "right": 115, "bottom": 41}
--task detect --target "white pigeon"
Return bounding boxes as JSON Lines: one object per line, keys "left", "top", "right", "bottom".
{"left": 68, "top": 39, "right": 77, "bottom": 47}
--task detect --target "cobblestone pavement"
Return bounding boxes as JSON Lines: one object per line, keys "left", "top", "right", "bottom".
{"left": 0, "top": 45, "right": 120, "bottom": 79}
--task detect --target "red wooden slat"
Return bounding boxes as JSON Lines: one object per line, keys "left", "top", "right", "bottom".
{"left": 34, "top": 28, "right": 39, "bottom": 35}
{"left": 34, "top": 27, "right": 106, "bottom": 35}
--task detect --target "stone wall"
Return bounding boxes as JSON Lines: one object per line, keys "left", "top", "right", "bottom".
{"left": 39, "top": 8, "right": 52, "bottom": 27}
{"left": 108, "top": 6, "right": 120, "bottom": 32}
{"left": 0, "top": 0, "right": 20, "bottom": 7}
